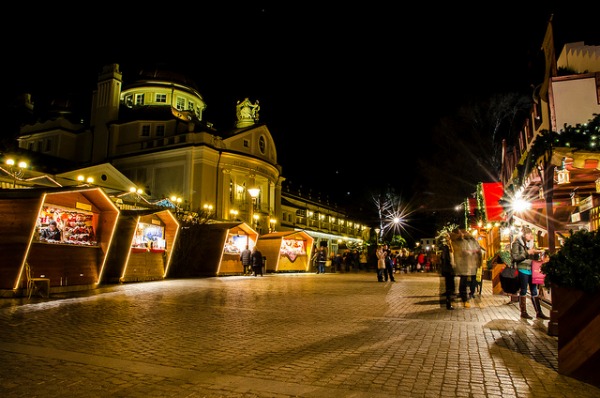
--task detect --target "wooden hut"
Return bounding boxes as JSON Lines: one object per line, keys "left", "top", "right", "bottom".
{"left": 255, "top": 231, "right": 314, "bottom": 273}
{"left": 0, "top": 187, "right": 119, "bottom": 297}
{"left": 102, "top": 209, "right": 179, "bottom": 283}
{"left": 168, "top": 222, "right": 257, "bottom": 277}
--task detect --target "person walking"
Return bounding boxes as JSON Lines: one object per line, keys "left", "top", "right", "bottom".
{"left": 376, "top": 245, "right": 386, "bottom": 282}
{"left": 359, "top": 250, "right": 368, "bottom": 271}
{"left": 314, "top": 246, "right": 327, "bottom": 274}
{"left": 450, "top": 229, "right": 481, "bottom": 308}
{"left": 240, "top": 245, "right": 252, "bottom": 275}
{"left": 251, "top": 246, "right": 264, "bottom": 277}
{"left": 511, "top": 227, "right": 550, "bottom": 320}
{"left": 440, "top": 232, "right": 456, "bottom": 310}
{"left": 332, "top": 251, "right": 343, "bottom": 273}
{"left": 417, "top": 250, "right": 425, "bottom": 272}
{"left": 383, "top": 245, "right": 395, "bottom": 282}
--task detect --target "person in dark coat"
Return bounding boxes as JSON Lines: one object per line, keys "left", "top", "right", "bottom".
{"left": 439, "top": 232, "right": 456, "bottom": 310}
{"left": 240, "top": 245, "right": 252, "bottom": 275}
{"left": 40, "top": 220, "right": 62, "bottom": 242}
{"left": 251, "top": 246, "right": 264, "bottom": 277}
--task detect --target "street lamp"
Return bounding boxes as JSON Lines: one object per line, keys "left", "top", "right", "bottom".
{"left": 248, "top": 187, "right": 260, "bottom": 208}
{"left": 248, "top": 187, "right": 260, "bottom": 228}
{"left": 374, "top": 228, "right": 381, "bottom": 243}
{"left": 5, "top": 158, "right": 27, "bottom": 188}
{"left": 170, "top": 196, "right": 182, "bottom": 215}
{"left": 77, "top": 175, "right": 94, "bottom": 185}
{"left": 130, "top": 187, "right": 143, "bottom": 209}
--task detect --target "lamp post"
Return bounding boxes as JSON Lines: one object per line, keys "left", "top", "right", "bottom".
{"left": 248, "top": 187, "right": 260, "bottom": 228}
{"left": 130, "top": 187, "right": 143, "bottom": 209}
{"left": 374, "top": 228, "right": 381, "bottom": 243}
{"left": 253, "top": 213, "right": 259, "bottom": 230}
{"left": 5, "top": 158, "right": 27, "bottom": 188}
{"left": 170, "top": 196, "right": 182, "bottom": 216}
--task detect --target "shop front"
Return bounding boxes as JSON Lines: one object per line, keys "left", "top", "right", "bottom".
{"left": 102, "top": 209, "right": 180, "bottom": 283}
{"left": 0, "top": 187, "right": 119, "bottom": 297}
{"left": 168, "top": 222, "right": 257, "bottom": 277}
{"left": 255, "top": 231, "right": 314, "bottom": 273}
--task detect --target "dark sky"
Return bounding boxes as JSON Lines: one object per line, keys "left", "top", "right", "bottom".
{"left": 6, "top": 4, "right": 600, "bottom": 212}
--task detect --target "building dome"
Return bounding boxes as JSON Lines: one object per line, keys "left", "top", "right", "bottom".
{"left": 128, "top": 64, "right": 200, "bottom": 92}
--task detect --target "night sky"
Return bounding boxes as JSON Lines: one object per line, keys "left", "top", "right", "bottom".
{"left": 5, "top": 4, "right": 600, "bottom": 233}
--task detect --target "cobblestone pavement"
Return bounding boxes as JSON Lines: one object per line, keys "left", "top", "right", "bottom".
{"left": 0, "top": 272, "right": 598, "bottom": 398}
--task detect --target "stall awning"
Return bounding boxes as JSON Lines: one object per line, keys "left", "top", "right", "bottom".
{"left": 481, "top": 182, "right": 505, "bottom": 222}
{"left": 513, "top": 215, "right": 548, "bottom": 236}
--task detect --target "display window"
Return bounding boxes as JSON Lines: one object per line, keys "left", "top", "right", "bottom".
{"left": 132, "top": 222, "right": 166, "bottom": 251}
{"left": 280, "top": 239, "right": 307, "bottom": 262}
{"left": 36, "top": 205, "right": 98, "bottom": 246}
{"left": 224, "top": 234, "right": 252, "bottom": 254}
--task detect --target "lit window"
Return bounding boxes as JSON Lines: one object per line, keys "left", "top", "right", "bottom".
{"left": 135, "top": 94, "right": 144, "bottom": 105}
{"left": 155, "top": 93, "right": 167, "bottom": 103}
{"left": 176, "top": 97, "right": 185, "bottom": 110}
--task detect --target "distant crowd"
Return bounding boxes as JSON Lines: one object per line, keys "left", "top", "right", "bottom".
{"left": 311, "top": 245, "right": 440, "bottom": 274}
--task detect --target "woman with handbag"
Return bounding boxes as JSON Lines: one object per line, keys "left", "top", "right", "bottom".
{"left": 510, "top": 227, "right": 550, "bottom": 320}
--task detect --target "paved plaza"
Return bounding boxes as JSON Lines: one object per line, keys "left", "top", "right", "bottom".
{"left": 0, "top": 272, "right": 598, "bottom": 398}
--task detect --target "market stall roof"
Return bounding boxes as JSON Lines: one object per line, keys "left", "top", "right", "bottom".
{"left": 513, "top": 200, "right": 578, "bottom": 236}
{"left": 481, "top": 182, "right": 505, "bottom": 222}
{"left": 549, "top": 148, "right": 600, "bottom": 203}
{"left": 256, "top": 231, "right": 313, "bottom": 240}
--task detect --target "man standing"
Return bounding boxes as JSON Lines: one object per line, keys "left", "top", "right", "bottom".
{"left": 316, "top": 246, "right": 327, "bottom": 274}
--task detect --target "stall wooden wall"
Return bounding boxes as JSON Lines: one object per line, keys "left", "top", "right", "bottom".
{"left": 0, "top": 197, "right": 42, "bottom": 291}
{"left": 27, "top": 243, "right": 100, "bottom": 287}
{"left": 102, "top": 214, "right": 137, "bottom": 283}
{"left": 123, "top": 251, "right": 166, "bottom": 282}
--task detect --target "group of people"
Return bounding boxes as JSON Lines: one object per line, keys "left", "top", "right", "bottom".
{"left": 439, "top": 226, "right": 550, "bottom": 319}
{"left": 239, "top": 245, "right": 264, "bottom": 277}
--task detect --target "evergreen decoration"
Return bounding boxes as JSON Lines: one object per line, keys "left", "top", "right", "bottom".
{"left": 542, "top": 229, "right": 600, "bottom": 293}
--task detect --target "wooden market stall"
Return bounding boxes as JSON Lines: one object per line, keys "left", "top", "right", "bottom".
{"left": 0, "top": 187, "right": 119, "bottom": 297}
{"left": 255, "top": 231, "right": 314, "bottom": 273}
{"left": 168, "top": 222, "right": 258, "bottom": 277}
{"left": 102, "top": 209, "right": 179, "bottom": 283}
